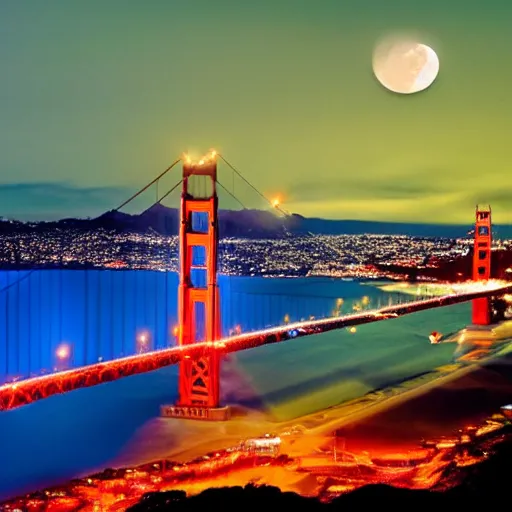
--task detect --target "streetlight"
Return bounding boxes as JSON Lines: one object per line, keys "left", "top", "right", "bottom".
{"left": 136, "top": 331, "right": 152, "bottom": 354}
{"left": 55, "top": 343, "right": 72, "bottom": 371}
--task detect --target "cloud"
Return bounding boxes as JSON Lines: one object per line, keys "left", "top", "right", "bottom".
{"left": 464, "top": 189, "right": 511, "bottom": 210}
{"left": 0, "top": 180, "right": 509, "bottom": 225}
{"left": 281, "top": 165, "right": 512, "bottom": 224}
{"left": 288, "top": 190, "right": 470, "bottom": 223}
{"left": 287, "top": 185, "right": 512, "bottom": 225}
{"left": 0, "top": 182, "right": 134, "bottom": 221}
{"left": 286, "top": 174, "right": 445, "bottom": 202}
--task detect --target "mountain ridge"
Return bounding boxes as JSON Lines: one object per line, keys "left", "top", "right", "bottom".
{"left": 2, "top": 204, "right": 511, "bottom": 239}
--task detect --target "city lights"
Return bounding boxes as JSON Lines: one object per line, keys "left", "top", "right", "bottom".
{"left": 2, "top": 226, "right": 510, "bottom": 280}
{"left": 4, "top": 409, "right": 507, "bottom": 510}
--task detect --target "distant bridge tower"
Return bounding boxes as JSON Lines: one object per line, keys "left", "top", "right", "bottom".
{"left": 161, "top": 151, "right": 230, "bottom": 421}
{"left": 472, "top": 205, "right": 492, "bottom": 325}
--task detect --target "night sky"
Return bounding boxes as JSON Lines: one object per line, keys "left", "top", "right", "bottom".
{"left": 1, "top": 0, "right": 511, "bottom": 223}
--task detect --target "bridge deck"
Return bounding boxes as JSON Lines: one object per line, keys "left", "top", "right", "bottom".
{"left": 1, "top": 284, "right": 511, "bottom": 411}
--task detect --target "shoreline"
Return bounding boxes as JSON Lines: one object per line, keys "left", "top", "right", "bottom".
{"left": 0, "top": 265, "right": 438, "bottom": 283}
{"left": 5, "top": 337, "right": 512, "bottom": 507}
{"left": 95, "top": 335, "right": 512, "bottom": 471}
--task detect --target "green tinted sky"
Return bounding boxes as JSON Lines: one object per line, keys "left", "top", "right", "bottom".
{"left": 1, "top": 0, "right": 511, "bottom": 222}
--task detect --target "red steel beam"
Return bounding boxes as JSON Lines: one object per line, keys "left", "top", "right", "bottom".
{"left": 472, "top": 206, "right": 492, "bottom": 325}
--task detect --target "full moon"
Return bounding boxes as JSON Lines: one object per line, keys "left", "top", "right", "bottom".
{"left": 372, "top": 38, "right": 440, "bottom": 94}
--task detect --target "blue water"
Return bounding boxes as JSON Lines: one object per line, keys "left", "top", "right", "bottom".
{"left": 0, "top": 273, "right": 463, "bottom": 500}
{"left": 0, "top": 270, "right": 400, "bottom": 383}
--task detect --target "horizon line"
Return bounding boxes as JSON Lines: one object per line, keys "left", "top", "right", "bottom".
{"left": 0, "top": 207, "right": 504, "bottom": 228}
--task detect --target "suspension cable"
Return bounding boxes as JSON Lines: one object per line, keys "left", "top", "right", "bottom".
{"left": 216, "top": 180, "right": 247, "bottom": 210}
{"left": 0, "top": 270, "right": 35, "bottom": 294}
{"left": 115, "top": 157, "right": 182, "bottom": 211}
{"left": 156, "top": 179, "right": 183, "bottom": 205}
{"left": 218, "top": 154, "right": 288, "bottom": 216}
{"left": 218, "top": 154, "right": 274, "bottom": 208}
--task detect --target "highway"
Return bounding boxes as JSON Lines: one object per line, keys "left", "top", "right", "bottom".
{"left": 1, "top": 281, "right": 511, "bottom": 411}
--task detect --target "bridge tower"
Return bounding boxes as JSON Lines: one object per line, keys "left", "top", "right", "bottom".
{"left": 472, "top": 205, "right": 492, "bottom": 325}
{"left": 161, "top": 151, "right": 230, "bottom": 421}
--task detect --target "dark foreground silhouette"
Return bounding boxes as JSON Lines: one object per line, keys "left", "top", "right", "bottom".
{"left": 128, "top": 437, "right": 512, "bottom": 510}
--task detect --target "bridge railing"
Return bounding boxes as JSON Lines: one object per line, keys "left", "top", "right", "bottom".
{"left": 0, "top": 268, "right": 441, "bottom": 384}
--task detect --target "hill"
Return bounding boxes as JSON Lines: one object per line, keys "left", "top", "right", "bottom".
{"left": 2, "top": 205, "right": 512, "bottom": 239}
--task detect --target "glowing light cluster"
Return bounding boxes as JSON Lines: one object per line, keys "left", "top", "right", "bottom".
{"left": 183, "top": 149, "right": 217, "bottom": 166}
{"left": 55, "top": 343, "right": 71, "bottom": 361}
{"left": 136, "top": 331, "right": 151, "bottom": 354}
{"left": 389, "top": 280, "right": 510, "bottom": 298}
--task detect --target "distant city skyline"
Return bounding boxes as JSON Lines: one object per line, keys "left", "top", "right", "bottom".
{"left": 1, "top": 0, "right": 511, "bottom": 223}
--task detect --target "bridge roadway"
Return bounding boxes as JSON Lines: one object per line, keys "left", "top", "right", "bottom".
{"left": 1, "top": 283, "right": 511, "bottom": 411}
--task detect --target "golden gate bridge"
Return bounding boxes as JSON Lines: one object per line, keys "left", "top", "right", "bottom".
{"left": 0, "top": 152, "right": 508, "bottom": 415}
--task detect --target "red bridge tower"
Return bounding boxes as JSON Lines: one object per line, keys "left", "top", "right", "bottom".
{"left": 161, "top": 151, "right": 230, "bottom": 421}
{"left": 472, "top": 205, "right": 492, "bottom": 326}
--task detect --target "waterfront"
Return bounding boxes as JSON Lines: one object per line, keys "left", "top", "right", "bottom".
{"left": 4, "top": 346, "right": 512, "bottom": 509}
{"left": 0, "top": 272, "right": 473, "bottom": 500}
